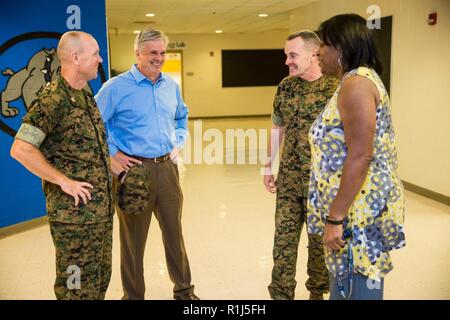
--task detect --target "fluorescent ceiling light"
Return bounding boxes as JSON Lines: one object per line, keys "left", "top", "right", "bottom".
{"left": 145, "top": 13, "right": 155, "bottom": 17}
{"left": 215, "top": 30, "right": 223, "bottom": 33}
{"left": 258, "top": 13, "right": 268, "bottom": 17}
{"left": 133, "top": 30, "right": 141, "bottom": 34}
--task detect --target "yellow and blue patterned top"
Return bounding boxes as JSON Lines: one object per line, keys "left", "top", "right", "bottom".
{"left": 307, "top": 67, "right": 406, "bottom": 281}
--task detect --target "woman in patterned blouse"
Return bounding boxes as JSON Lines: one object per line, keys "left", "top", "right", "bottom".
{"left": 307, "top": 14, "right": 406, "bottom": 300}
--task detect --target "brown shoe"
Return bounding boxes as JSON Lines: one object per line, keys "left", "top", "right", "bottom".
{"left": 174, "top": 292, "right": 200, "bottom": 300}
{"left": 309, "top": 292, "right": 324, "bottom": 300}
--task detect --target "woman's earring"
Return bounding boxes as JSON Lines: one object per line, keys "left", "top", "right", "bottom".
{"left": 338, "top": 55, "right": 343, "bottom": 69}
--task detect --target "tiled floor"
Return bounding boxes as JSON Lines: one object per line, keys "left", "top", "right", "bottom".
{"left": 1, "top": 118, "right": 449, "bottom": 300}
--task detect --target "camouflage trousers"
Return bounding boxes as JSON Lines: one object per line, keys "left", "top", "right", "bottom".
{"left": 49, "top": 219, "right": 113, "bottom": 300}
{"left": 268, "top": 195, "right": 329, "bottom": 299}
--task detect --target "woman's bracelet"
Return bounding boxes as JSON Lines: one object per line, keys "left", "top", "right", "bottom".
{"left": 325, "top": 216, "right": 345, "bottom": 225}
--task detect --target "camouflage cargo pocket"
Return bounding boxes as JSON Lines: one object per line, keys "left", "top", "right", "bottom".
{"left": 117, "top": 164, "right": 151, "bottom": 215}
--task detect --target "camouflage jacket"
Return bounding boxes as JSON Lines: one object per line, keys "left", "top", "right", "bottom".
{"left": 271, "top": 75, "right": 339, "bottom": 197}
{"left": 17, "top": 76, "right": 113, "bottom": 224}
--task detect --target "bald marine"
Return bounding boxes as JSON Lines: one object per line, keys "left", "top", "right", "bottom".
{"left": 56, "top": 31, "right": 103, "bottom": 88}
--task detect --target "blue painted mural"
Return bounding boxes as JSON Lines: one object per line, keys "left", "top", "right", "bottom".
{"left": 0, "top": 0, "right": 109, "bottom": 227}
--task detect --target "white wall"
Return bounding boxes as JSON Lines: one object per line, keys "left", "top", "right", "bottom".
{"left": 108, "top": 31, "right": 288, "bottom": 118}
{"left": 289, "top": 0, "right": 450, "bottom": 196}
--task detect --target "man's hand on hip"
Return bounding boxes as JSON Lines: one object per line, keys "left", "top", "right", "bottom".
{"left": 170, "top": 147, "right": 180, "bottom": 163}
{"left": 59, "top": 178, "right": 94, "bottom": 206}
{"left": 114, "top": 151, "right": 142, "bottom": 170}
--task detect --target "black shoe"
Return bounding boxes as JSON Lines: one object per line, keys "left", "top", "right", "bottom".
{"left": 174, "top": 292, "right": 200, "bottom": 300}
{"left": 309, "top": 292, "right": 324, "bottom": 300}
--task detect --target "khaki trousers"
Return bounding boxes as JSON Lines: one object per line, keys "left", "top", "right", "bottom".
{"left": 118, "top": 159, "right": 193, "bottom": 300}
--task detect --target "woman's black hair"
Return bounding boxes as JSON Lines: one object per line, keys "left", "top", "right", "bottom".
{"left": 318, "top": 13, "right": 383, "bottom": 74}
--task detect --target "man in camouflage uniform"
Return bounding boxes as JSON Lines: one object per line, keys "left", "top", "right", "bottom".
{"left": 10, "top": 31, "right": 122, "bottom": 299}
{"left": 264, "top": 31, "right": 339, "bottom": 300}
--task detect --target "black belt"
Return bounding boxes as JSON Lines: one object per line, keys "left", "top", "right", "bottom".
{"left": 134, "top": 153, "right": 170, "bottom": 163}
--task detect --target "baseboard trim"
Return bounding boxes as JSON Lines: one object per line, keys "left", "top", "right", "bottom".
{"left": 402, "top": 181, "right": 450, "bottom": 206}
{"left": 189, "top": 114, "right": 271, "bottom": 120}
{"left": 0, "top": 216, "right": 48, "bottom": 239}
{"left": 0, "top": 180, "right": 447, "bottom": 238}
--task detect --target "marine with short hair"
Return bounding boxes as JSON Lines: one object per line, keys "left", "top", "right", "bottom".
{"left": 264, "top": 30, "right": 339, "bottom": 300}
{"left": 10, "top": 31, "right": 121, "bottom": 299}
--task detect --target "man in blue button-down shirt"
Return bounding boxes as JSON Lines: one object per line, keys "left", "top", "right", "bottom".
{"left": 95, "top": 28, "right": 198, "bottom": 300}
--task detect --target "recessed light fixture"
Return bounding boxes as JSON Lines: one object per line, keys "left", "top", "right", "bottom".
{"left": 134, "top": 30, "right": 141, "bottom": 34}
{"left": 215, "top": 30, "right": 223, "bottom": 33}
{"left": 145, "top": 13, "right": 155, "bottom": 17}
{"left": 258, "top": 13, "right": 269, "bottom": 17}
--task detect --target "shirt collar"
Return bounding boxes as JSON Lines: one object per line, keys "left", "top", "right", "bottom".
{"left": 130, "top": 64, "right": 166, "bottom": 84}
{"left": 58, "top": 75, "right": 87, "bottom": 95}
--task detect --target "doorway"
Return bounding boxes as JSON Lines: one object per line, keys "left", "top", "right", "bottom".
{"left": 162, "top": 50, "right": 184, "bottom": 95}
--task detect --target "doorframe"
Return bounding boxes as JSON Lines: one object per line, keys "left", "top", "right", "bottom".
{"left": 165, "top": 50, "right": 185, "bottom": 96}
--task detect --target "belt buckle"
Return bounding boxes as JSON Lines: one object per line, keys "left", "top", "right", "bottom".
{"left": 151, "top": 153, "right": 169, "bottom": 163}
{"left": 154, "top": 154, "right": 167, "bottom": 163}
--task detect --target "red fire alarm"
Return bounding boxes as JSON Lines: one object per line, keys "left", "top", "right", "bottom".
{"left": 427, "top": 12, "right": 437, "bottom": 25}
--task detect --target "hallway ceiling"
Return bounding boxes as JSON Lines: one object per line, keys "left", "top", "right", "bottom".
{"left": 106, "top": 0, "right": 316, "bottom": 35}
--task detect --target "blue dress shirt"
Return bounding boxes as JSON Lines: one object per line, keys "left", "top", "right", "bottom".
{"left": 95, "top": 64, "right": 189, "bottom": 158}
